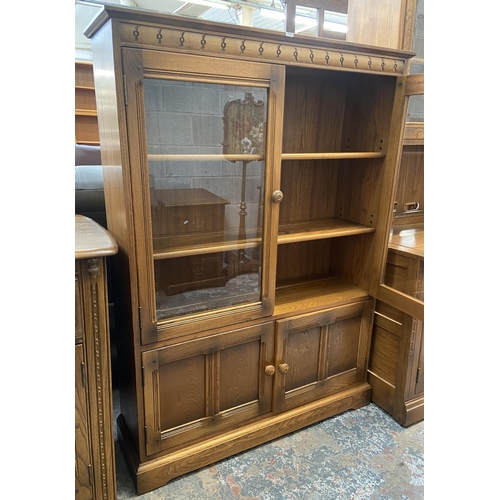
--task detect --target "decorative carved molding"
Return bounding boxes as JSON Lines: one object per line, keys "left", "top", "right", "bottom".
{"left": 119, "top": 24, "right": 407, "bottom": 76}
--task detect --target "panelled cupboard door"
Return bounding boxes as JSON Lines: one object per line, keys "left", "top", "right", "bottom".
{"left": 122, "top": 48, "right": 285, "bottom": 345}
{"left": 142, "top": 322, "right": 275, "bottom": 455}
{"left": 274, "top": 300, "right": 373, "bottom": 413}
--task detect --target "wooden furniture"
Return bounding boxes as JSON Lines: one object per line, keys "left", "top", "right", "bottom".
{"left": 75, "top": 62, "right": 100, "bottom": 145}
{"left": 368, "top": 222, "right": 424, "bottom": 426}
{"left": 75, "top": 215, "right": 117, "bottom": 500}
{"left": 85, "top": 5, "right": 414, "bottom": 494}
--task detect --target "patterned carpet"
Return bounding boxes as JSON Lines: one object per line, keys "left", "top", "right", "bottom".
{"left": 114, "top": 402, "right": 424, "bottom": 500}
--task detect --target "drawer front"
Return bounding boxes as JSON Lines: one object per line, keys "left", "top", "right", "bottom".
{"left": 153, "top": 204, "right": 226, "bottom": 237}
{"left": 156, "top": 253, "right": 226, "bottom": 295}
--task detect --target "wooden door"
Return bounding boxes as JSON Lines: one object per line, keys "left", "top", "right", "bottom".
{"left": 274, "top": 300, "right": 373, "bottom": 413}
{"left": 75, "top": 344, "right": 93, "bottom": 500}
{"left": 122, "top": 48, "right": 285, "bottom": 345}
{"left": 142, "top": 322, "right": 275, "bottom": 455}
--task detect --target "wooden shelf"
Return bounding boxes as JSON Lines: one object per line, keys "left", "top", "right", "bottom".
{"left": 281, "top": 152, "right": 385, "bottom": 161}
{"left": 148, "top": 152, "right": 384, "bottom": 163}
{"left": 275, "top": 277, "right": 370, "bottom": 318}
{"left": 153, "top": 230, "right": 261, "bottom": 259}
{"left": 76, "top": 109, "right": 98, "bottom": 117}
{"left": 278, "top": 218, "right": 375, "bottom": 244}
{"left": 148, "top": 154, "right": 263, "bottom": 162}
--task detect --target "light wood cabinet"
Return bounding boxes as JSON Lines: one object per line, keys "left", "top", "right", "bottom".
{"left": 85, "top": 5, "right": 414, "bottom": 494}
{"left": 75, "top": 62, "right": 99, "bottom": 145}
{"left": 75, "top": 215, "right": 118, "bottom": 500}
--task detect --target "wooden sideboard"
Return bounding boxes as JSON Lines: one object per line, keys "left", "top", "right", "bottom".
{"left": 75, "top": 215, "right": 118, "bottom": 500}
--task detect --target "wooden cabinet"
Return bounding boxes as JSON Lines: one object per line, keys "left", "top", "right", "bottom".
{"left": 85, "top": 5, "right": 413, "bottom": 494}
{"left": 75, "top": 215, "right": 118, "bottom": 500}
{"left": 75, "top": 62, "right": 99, "bottom": 145}
{"left": 369, "top": 300, "right": 424, "bottom": 426}
{"left": 369, "top": 220, "right": 424, "bottom": 426}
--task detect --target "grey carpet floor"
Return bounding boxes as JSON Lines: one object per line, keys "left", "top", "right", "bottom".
{"left": 114, "top": 398, "right": 424, "bottom": 500}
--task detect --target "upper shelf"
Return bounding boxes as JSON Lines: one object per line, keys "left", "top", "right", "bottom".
{"left": 148, "top": 152, "right": 386, "bottom": 163}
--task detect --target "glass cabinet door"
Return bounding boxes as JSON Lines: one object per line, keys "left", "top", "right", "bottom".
{"left": 123, "top": 49, "right": 285, "bottom": 343}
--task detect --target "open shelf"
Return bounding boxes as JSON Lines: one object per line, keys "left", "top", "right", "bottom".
{"left": 281, "top": 152, "right": 385, "bottom": 161}
{"left": 278, "top": 218, "right": 375, "bottom": 245}
{"left": 274, "top": 277, "right": 370, "bottom": 318}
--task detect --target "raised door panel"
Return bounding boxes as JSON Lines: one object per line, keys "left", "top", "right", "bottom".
{"left": 122, "top": 48, "right": 285, "bottom": 345}
{"left": 274, "top": 300, "right": 372, "bottom": 413}
{"left": 75, "top": 344, "right": 93, "bottom": 500}
{"left": 142, "top": 322, "right": 274, "bottom": 455}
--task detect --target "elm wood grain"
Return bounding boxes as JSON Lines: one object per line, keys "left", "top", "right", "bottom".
{"left": 393, "top": 146, "right": 424, "bottom": 215}
{"left": 368, "top": 300, "right": 423, "bottom": 426}
{"left": 118, "top": 382, "right": 372, "bottom": 495}
{"left": 142, "top": 323, "right": 274, "bottom": 455}
{"left": 347, "top": 0, "right": 418, "bottom": 51}
{"left": 75, "top": 216, "right": 117, "bottom": 500}
{"left": 87, "top": 7, "right": 413, "bottom": 493}
{"left": 274, "top": 300, "right": 373, "bottom": 413}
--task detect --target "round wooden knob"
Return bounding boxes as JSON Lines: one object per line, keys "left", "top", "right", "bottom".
{"left": 265, "top": 365, "right": 275, "bottom": 376}
{"left": 278, "top": 363, "right": 289, "bottom": 374}
{"left": 272, "top": 190, "right": 284, "bottom": 203}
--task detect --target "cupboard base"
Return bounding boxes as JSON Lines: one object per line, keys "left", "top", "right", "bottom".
{"left": 118, "top": 382, "right": 372, "bottom": 495}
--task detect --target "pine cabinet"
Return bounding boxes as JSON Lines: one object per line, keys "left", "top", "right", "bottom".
{"left": 85, "top": 5, "right": 414, "bottom": 494}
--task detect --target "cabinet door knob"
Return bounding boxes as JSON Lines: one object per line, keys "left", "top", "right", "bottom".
{"left": 278, "top": 363, "right": 289, "bottom": 374}
{"left": 272, "top": 190, "right": 284, "bottom": 204}
{"left": 265, "top": 365, "right": 275, "bottom": 376}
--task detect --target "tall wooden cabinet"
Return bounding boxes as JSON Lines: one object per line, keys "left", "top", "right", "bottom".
{"left": 85, "top": 5, "right": 414, "bottom": 494}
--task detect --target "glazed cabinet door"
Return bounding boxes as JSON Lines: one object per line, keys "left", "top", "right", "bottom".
{"left": 274, "top": 300, "right": 373, "bottom": 413}
{"left": 142, "top": 322, "right": 275, "bottom": 455}
{"left": 122, "top": 48, "right": 285, "bottom": 345}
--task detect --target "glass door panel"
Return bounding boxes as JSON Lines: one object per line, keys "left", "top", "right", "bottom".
{"left": 144, "top": 79, "right": 268, "bottom": 321}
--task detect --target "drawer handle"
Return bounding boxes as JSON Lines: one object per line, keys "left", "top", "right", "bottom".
{"left": 278, "top": 363, "right": 289, "bottom": 374}
{"left": 194, "top": 218, "right": 205, "bottom": 229}
{"left": 265, "top": 365, "right": 275, "bottom": 376}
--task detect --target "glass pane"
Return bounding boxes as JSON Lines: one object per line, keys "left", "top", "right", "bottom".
{"left": 144, "top": 79, "right": 268, "bottom": 321}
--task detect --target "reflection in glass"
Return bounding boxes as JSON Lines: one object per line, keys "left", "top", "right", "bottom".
{"left": 144, "top": 79, "right": 268, "bottom": 320}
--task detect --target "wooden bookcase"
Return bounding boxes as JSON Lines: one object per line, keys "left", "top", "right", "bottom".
{"left": 75, "top": 61, "right": 99, "bottom": 145}
{"left": 85, "top": 5, "right": 414, "bottom": 494}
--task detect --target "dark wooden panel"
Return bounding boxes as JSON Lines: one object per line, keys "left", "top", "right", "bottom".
{"left": 159, "top": 355, "right": 206, "bottom": 430}
{"left": 327, "top": 316, "right": 361, "bottom": 376}
{"left": 285, "top": 326, "right": 321, "bottom": 392}
{"left": 220, "top": 340, "right": 260, "bottom": 411}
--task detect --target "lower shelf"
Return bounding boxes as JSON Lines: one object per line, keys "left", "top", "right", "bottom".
{"left": 118, "top": 382, "right": 372, "bottom": 495}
